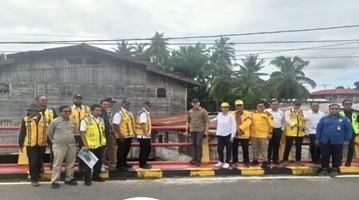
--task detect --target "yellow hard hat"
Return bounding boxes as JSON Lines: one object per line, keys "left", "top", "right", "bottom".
{"left": 220, "top": 102, "right": 230, "bottom": 108}
{"left": 235, "top": 99, "right": 244, "bottom": 105}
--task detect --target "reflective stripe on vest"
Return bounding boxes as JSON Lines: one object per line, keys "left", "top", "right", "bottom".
{"left": 339, "top": 110, "right": 359, "bottom": 134}
{"left": 83, "top": 116, "right": 106, "bottom": 149}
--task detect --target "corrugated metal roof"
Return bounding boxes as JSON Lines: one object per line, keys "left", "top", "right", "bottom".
{"left": 311, "top": 89, "right": 359, "bottom": 95}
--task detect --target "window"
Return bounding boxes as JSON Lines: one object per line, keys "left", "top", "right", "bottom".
{"left": 60, "top": 85, "right": 73, "bottom": 97}
{"left": 115, "top": 87, "right": 125, "bottom": 98}
{"left": 157, "top": 88, "right": 166, "bottom": 98}
{"left": 0, "top": 83, "right": 10, "bottom": 96}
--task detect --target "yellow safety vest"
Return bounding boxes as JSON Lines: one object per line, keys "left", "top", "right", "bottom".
{"left": 43, "top": 108, "right": 55, "bottom": 123}
{"left": 83, "top": 116, "right": 106, "bottom": 149}
{"left": 250, "top": 111, "right": 273, "bottom": 138}
{"left": 285, "top": 109, "right": 305, "bottom": 137}
{"left": 230, "top": 110, "right": 251, "bottom": 139}
{"left": 135, "top": 108, "right": 152, "bottom": 136}
{"left": 23, "top": 116, "right": 48, "bottom": 147}
{"left": 118, "top": 109, "right": 135, "bottom": 137}
{"left": 70, "top": 105, "right": 90, "bottom": 133}
{"left": 339, "top": 110, "right": 359, "bottom": 134}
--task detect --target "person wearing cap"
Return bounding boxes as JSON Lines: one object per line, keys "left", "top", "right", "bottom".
{"left": 80, "top": 104, "right": 107, "bottom": 186}
{"left": 250, "top": 101, "right": 273, "bottom": 168}
{"left": 212, "top": 102, "right": 236, "bottom": 168}
{"left": 185, "top": 98, "right": 209, "bottom": 166}
{"left": 231, "top": 99, "right": 252, "bottom": 168}
{"left": 316, "top": 104, "right": 352, "bottom": 177}
{"left": 113, "top": 99, "right": 136, "bottom": 171}
{"left": 282, "top": 100, "right": 306, "bottom": 166}
{"left": 18, "top": 104, "right": 47, "bottom": 187}
{"left": 35, "top": 95, "right": 57, "bottom": 170}
{"left": 47, "top": 105, "right": 77, "bottom": 189}
{"left": 303, "top": 102, "right": 325, "bottom": 165}
{"left": 266, "top": 99, "right": 284, "bottom": 165}
{"left": 135, "top": 100, "right": 153, "bottom": 169}
{"left": 339, "top": 99, "right": 359, "bottom": 166}
{"left": 70, "top": 94, "right": 90, "bottom": 171}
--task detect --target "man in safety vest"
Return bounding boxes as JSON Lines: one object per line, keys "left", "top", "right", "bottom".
{"left": 70, "top": 94, "right": 90, "bottom": 171}
{"left": 283, "top": 100, "right": 305, "bottom": 166}
{"left": 339, "top": 99, "right": 359, "bottom": 166}
{"left": 80, "top": 104, "right": 107, "bottom": 186}
{"left": 135, "top": 100, "right": 153, "bottom": 169}
{"left": 231, "top": 99, "right": 252, "bottom": 168}
{"left": 113, "top": 99, "right": 135, "bottom": 171}
{"left": 18, "top": 104, "right": 47, "bottom": 187}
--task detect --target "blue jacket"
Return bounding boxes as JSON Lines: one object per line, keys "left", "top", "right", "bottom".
{"left": 316, "top": 115, "right": 352, "bottom": 145}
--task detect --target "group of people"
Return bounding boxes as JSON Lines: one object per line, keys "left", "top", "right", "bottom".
{"left": 186, "top": 98, "right": 358, "bottom": 177}
{"left": 18, "top": 94, "right": 153, "bottom": 188}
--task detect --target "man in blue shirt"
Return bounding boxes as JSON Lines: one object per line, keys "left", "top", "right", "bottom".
{"left": 315, "top": 104, "right": 352, "bottom": 177}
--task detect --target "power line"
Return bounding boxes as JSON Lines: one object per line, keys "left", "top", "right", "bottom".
{"left": 1, "top": 24, "right": 359, "bottom": 44}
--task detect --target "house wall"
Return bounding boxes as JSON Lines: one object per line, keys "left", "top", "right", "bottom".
{"left": 0, "top": 51, "right": 188, "bottom": 125}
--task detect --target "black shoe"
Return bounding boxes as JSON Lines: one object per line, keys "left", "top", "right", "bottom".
{"left": 31, "top": 181, "right": 39, "bottom": 187}
{"left": 84, "top": 181, "right": 91, "bottom": 186}
{"left": 64, "top": 179, "right": 78, "bottom": 186}
{"left": 139, "top": 164, "right": 152, "bottom": 169}
{"left": 117, "top": 166, "right": 129, "bottom": 172}
{"left": 244, "top": 163, "right": 250, "bottom": 168}
{"left": 251, "top": 160, "right": 259, "bottom": 166}
{"left": 345, "top": 162, "right": 351, "bottom": 167}
{"left": 318, "top": 169, "right": 329, "bottom": 176}
{"left": 92, "top": 176, "right": 105, "bottom": 182}
{"left": 51, "top": 182, "right": 60, "bottom": 189}
{"left": 125, "top": 163, "right": 133, "bottom": 168}
{"left": 329, "top": 170, "right": 338, "bottom": 178}
{"left": 261, "top": 162, "right": 268, "bottom": 169}
{"left": 196, "top": 162, "right": 201, "bottom": 167}
{"left": 189, "top": 160, "right": 196, "bottom": 164}
{"left": 273, "top": 161, "right": 280, "bottom": 165}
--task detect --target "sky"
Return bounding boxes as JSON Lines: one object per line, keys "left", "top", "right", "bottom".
{"left": 1, "top": 0, "right": 359, "bottom": 91}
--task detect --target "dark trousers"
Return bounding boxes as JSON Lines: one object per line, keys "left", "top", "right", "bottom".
{"left": 138, "top": 138, "right": 151, "bottom": 167}
{"left": 346, "top": 133, "right": 356, "bottom": 164}
{"left": 116, "top": 138, "right": 132, "bottom": 167}
{"left": 26, "top": 146, "right": 46, "bottom": 182}
{"left": 309, "top": 134, "right": 321, "bottom": 162}
{"left": 190, "top": 132, "right": 204, "bottom": 162}
{"left": 320, "top": 141, "right": 343, "bottom": 170}
{"left": 283, "top": 136, "right": 304, "bottom": 161}
{"left": 267, "top": 128, "right": 282, "bottom": 163}
{"left": 84, "top": 146, "right": 105, "bottom": 182}
{"left": 217, "top": 135, "right": 232, "bottom": 163}
{"left": 232, "top": 138, "right": 249, "bottom": 164}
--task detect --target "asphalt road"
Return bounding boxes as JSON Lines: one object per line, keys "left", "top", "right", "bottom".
{"left": 1, "top": 176, "right": 358, "bottom": 200}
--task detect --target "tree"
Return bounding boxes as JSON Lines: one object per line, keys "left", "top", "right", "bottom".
{"left": 145, "top": 32, "right": 170, "bottom": 71}
{"left": 354, "top": 81, "right": 359, "bottom": 89}
{"left": 335, "top": 86, "right": 345, "bottom": 89}
{"left": 206, "top": 37, "right": 236, "bottom": 105}
{"left": 267, "top": 56, "right": 316, "bottom": 100}
{"left": 133, "top": 43, "right": 150, "bottom": 61}
{"left": 114, "top": 40, "right": 135, "bottom": 56}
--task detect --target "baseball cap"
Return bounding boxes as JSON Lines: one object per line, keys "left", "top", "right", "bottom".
{"left": 105, "top": 97, "right": 117, "bottom": 103}
{"left": 220, "top": 102, "right": 230, "bottom": 108}
{"left": 73, "top": 94, "right": 82, "bottom": 99}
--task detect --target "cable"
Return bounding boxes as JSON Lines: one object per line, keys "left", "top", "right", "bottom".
{"left": 1, "top": 24, "right": 359, "bottom": 43}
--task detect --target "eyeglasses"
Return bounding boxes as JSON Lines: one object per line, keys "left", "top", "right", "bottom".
{"left": 330, "top": 108, "right": 339, "bottom": 110}
{"left": 63, "top": 110, "right": 71, "bottom": 113}
{"left": 294, "top": 104, "right": 301, "bottom": 106}
{"left": 345, "top": 103, "right": 352, "bottom": 105}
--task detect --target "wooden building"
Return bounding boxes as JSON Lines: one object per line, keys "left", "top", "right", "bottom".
{"left": 0, "top": 44, "right": 200, "bottom": 125}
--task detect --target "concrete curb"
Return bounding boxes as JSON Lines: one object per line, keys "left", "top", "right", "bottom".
{"left": 1, "top": 166, "right": 359, "bottom": 182}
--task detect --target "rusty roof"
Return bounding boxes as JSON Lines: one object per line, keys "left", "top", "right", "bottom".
{"left": 311, "top": 89, "right": 359, "bottom": 96}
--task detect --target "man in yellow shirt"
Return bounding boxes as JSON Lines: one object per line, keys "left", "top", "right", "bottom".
{"left": 250, "top": 101, "right": 273, "bottom": 168}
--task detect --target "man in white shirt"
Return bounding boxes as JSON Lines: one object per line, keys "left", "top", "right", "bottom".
{"left": 304, "top": 102, "right": 325, "bottom": 164}
{"left": 266, "top": 99, "right": 283, "bottom": 165}
{"left": 212, "top": 102, "right": 236, "bottom": 169}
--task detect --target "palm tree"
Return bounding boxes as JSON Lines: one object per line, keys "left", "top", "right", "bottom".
{"left": 145, "top": 32, "right": 170, "bottom": 70}
{"left": 133, "top": 43, "right": 150, "bottom": 61}
{"left": 231, "top": 54, "right": 267, "bottom": 96}
{"left": 207, "top": 37, "right": 236, "bottom": 104}
{"left": 267, "top": 56, "right": 316, "bottom": 100}
{"left": 114, "top": 40, "right": 135, "bottom": 56}
{"left": 0, "top": 53, "right": 6, "bottom": 61}
{"left": 172, "top": 43, "right": 209, "bottom": 79}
